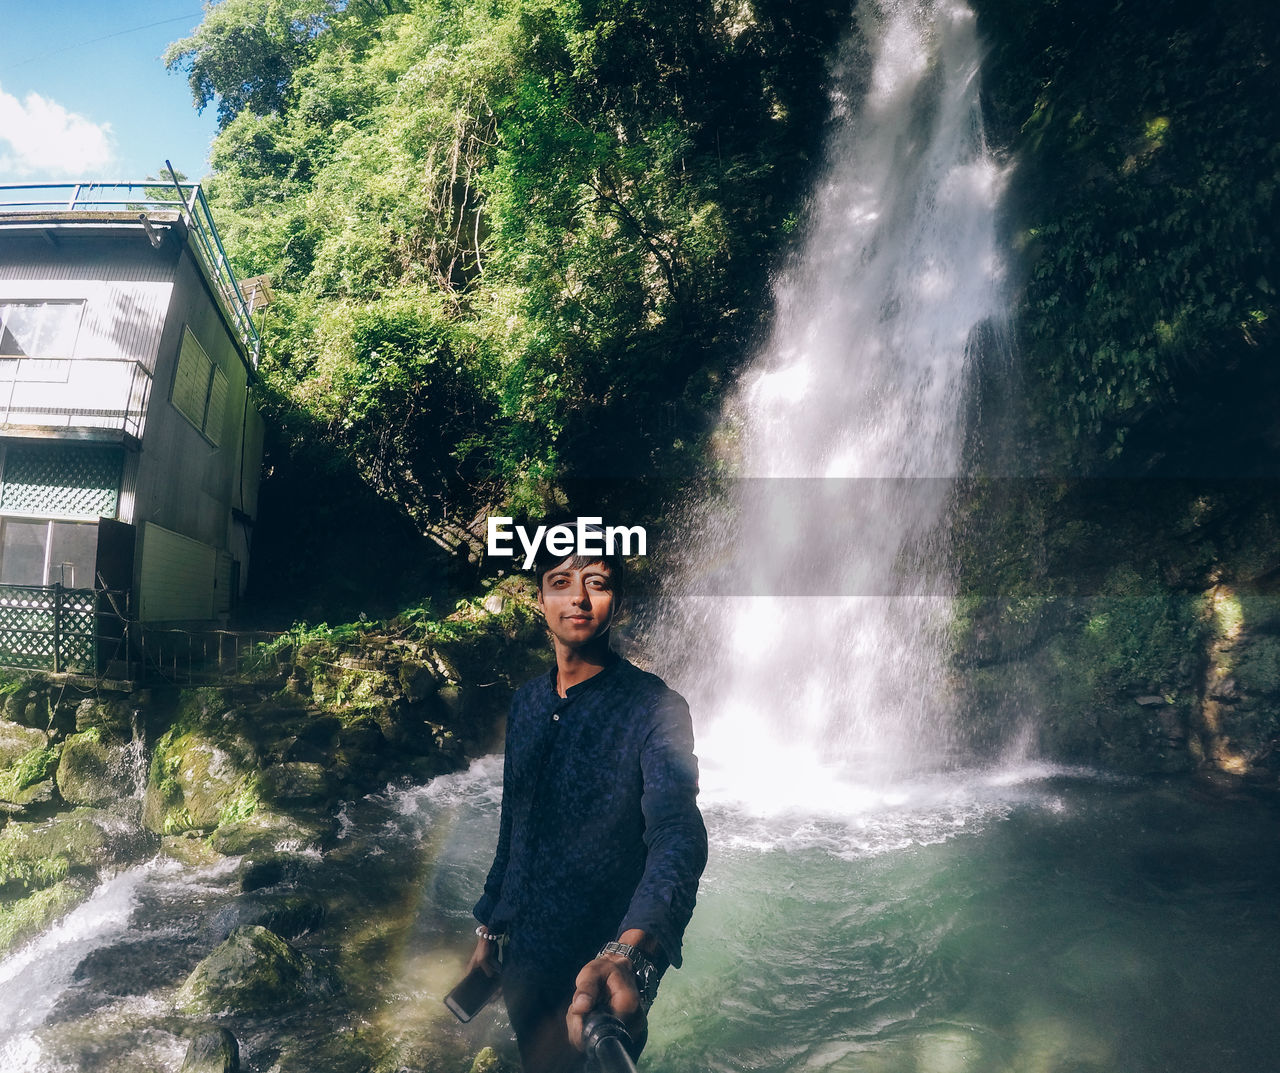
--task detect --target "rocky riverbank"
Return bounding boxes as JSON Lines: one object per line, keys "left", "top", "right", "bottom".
{"left": 0, "top": 583, "right": 546, "bottom": 1072}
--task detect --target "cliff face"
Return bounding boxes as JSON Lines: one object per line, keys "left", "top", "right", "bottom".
{"left": 953, "top": 0, "right": 1280, "bottom": 777}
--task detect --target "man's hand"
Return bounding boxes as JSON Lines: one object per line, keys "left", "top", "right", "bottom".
{"left": 566, "top": 953, "right": 647, "bottom": 1051}
{"left": 466, "top": 936, "right": 501, "bottom": 978}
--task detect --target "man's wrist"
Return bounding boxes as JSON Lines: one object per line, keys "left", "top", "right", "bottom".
{"left": 597, "top": 940, "right": 662, "bottom": 1011}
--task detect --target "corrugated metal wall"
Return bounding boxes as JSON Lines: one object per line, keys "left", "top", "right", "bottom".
{"left": 0, "top": 279, "right": 172, "bottom": 368}
{"left": 138, "top": 521, "right": 215, "bottom": 622}
{"left": 131, "top": 239, "right": 262, "bottom": 609}
{"left": 0, "top": 234, "right": 177, "bottom": 284}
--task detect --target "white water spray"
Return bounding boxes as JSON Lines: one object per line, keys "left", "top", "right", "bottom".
{"left": 660, "top": 0, "right": 1004, "bottom": 799}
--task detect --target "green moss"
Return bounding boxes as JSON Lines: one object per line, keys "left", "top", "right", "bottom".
{"left": 0, "top": 880, "right": 83, "bottom": 952}
{"left": 0, "top": 745, "right": 59, "bottom": 799}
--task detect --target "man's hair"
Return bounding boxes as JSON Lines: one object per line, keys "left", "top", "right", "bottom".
{"left": 532, "top": 517, "right": 627, "bottom": 593}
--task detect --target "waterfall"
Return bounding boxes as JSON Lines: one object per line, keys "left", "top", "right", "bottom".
{"left": 658, "top": 0, "right": 1004, "bottom": 803}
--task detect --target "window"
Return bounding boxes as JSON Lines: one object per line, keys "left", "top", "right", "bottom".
{"left": 172, "top": 327, "right": 227, "bottom": 445}
{"left": 0, "top": 518, "right": 98, "bottom": 587}
{"left": 0, "top": 301, "right": 85, "bottom": 358}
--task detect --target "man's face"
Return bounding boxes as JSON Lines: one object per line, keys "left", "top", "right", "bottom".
{"left": 537, "top": 559, "right": 618, "bottom": 649}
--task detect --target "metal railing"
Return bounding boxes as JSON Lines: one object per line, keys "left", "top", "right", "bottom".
{"left": 0, "top": 356, "right": 152, "bottom": 438}
{"left": 0, "top": 178, "right": 261, "bottom": 368}
{"left": 135, "top": 626, "right": 284, "bottom": 685}
{"left": 0, "top": 582, "right": 286, "bottom": 683}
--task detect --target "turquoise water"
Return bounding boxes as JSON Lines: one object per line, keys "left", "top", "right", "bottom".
{"left": 4, "top": 761, "right": 1279, "bottom": 1073}
{"left": 399, "top": 759, "right": 1280, "bottom": 1073}
{"left": 646, "top": 774, "right": 1280, "bottom": 1073}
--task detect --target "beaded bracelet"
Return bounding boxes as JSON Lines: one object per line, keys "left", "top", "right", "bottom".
{"left": 475, "top": 925, "right": 505, "bottom": 943}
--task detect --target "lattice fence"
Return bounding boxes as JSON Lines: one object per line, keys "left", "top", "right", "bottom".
{"left": 0, "top": 444, "right": 122, "bottom": 519}
{"left": 0, "top": 584, "right": 102, "bottom": 673}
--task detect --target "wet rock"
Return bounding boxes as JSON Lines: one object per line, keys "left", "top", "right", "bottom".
{"left": 258, "top": 762, "right": 332, "bottom": 805}
{"left": 207, "top": 893, "right": 325, "bottom": 942}
{"left": 0, "top": 720, "right": 46, "bottom": 767}
{"left": 181, "top": 1026, "right": 240, "bottom": 1073}
{"left": 143, "top": 728, "right": 256, "bottom": 834}
{"left": 0, "top": 878, "right": 84, "bottom": 952}
{"left": 72, "top": 935, "right": 196, "bottom": 996}
{"left": 1135, "top": 695, "right": 1168, "bottom": 707}
{"left": 161, "top": 832, "right": 225, "bottom": 868}
{"left": 237, "top": 852, "right": 315, "bottom": 892}
{"left": 73, "top": 696, "right": 134, "bottom": 736}
{"left": 175, "top": 925, "right": 331, "bottom": 1014}
{"left": 398, "top": 660, "right": 438, "bottom": 703}
{"left": 470, "top": 1046, "right": 503, "bottom": 1073}
{"left": 209, "top": 810, "right": 330, "bottom": 856}
{"left": 57, "top": 731, "right": 135, "bottom": 807}
{"left": 0, "top": 773, "right": 57, "bottom": 819}
{"left": 0, "top": 808, "right": 109, "bottom": 895}
{"left": 296, "top": 714, "right": 342, "bottom": 749}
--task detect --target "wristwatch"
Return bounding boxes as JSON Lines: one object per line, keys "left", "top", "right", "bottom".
{"left": 598, "top": 940, "right": 662, "bottom": 1011}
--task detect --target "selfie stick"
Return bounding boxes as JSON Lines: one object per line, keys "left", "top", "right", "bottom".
{"left": 581, "top": 1011, "right": 639, "bottom": 1073}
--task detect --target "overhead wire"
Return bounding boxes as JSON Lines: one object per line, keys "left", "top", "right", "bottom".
{"left": 9, "top": 12, "right": 204, "bottom": 71}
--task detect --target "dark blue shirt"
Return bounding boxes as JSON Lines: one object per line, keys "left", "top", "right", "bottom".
{"left": 474, "top": 656, "right": 707, "bottom": 982}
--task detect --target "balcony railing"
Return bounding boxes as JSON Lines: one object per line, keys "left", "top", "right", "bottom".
{"left": 0, "top": 356, "right": 152, "bottom": 438}
{"left": 0, "top": 178, "right": 260, "bottom": 368}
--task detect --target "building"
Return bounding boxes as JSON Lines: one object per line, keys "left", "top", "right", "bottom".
{"left": 0, "top": 181, "right": 265, "bottom": 672}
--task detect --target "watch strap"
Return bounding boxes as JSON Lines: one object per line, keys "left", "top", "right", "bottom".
{"left": 598, "top": 940, "right": 661, "bottom": 1011}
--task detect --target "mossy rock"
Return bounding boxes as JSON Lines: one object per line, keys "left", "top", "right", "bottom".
{"left": 0, "top": 877, "right": 86, "bottom": 952}
{"left": 180, "top": 1026, "right": 240, "bottom": 1073}
{"left": 57, "top": 730, "right": 135, "bottom": 807}
{"left": 208, "top": 810, "right": 332, "bottom": 856}
{"left": 1232, "top": 634, "right": 1280, "bottom": 698}
{"left": 207, "top": 893, "right": 325, "bottom": 942}
{"left": 0, "top": 720, "right": 46, "bottom": 768}
{"left": 0, "top": 744, "right": 60, "bottom": 819}
{"left": 0, "top": 808, "right": 110, "bottom": 895}
{"left": 174, "top": 925, "right": 332, "bottom": 1014}
{"left": 257, "top": 762, "right": 332, "bottom": 805}
{"left": 73, "top": 696, "right": 134, "bottom": 737}
{"left": 161, "top": 832, "right": 226, "bottom": 868}
{"left": 144, "top": 727, "right": 257, "bottom": 835}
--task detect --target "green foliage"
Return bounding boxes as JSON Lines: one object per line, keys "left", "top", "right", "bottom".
{"left": 191, "top": 0, "right": 843, "bottom": 548}
{"left": 973, "top": 0, "right": 1280, "bottom": 473}
{"left": 166, "top": 0, "right": 347, "bottom": 126}
{"left": 1077, "top": 567, "right": 1207, "bottom": 693}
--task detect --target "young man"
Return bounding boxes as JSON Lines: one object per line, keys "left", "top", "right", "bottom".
{"left": 468, "top": 538, "right": 708, "bottom": 1073}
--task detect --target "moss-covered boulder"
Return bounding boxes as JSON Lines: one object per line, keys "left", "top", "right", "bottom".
{"left": 174, "top": 925, "right": 331, "bottom": 1014}
{"left": 73, "top": 696, "right": 134, "bottom": 737}
{"left": 0, "top": 878, "right": 84, "bottom": 952}
{"left": 0, "top": 720, "right": 46, "bottom": 767}
{"left": 180, "top": 1026, "right": 240, "bottom": 1073}
{"left": 0, "top": 808, "right": 109, "bottom": 896}
{"left": 207, "top": 893, "right": 325, "bottom": 942}
{"left": 0, "top": 744, "right": 60, "bottom": 818}
{"left": 57, "top": 730, "right": 135, "bottom": 807}
{"left": 208, "top": 810, "right": 331, "bottom": 856}
{"left": 258, "top": 761, "right": 332, "bottom": 805}
{"left": 144, "top": 726, "right": 258, "bottom": 835}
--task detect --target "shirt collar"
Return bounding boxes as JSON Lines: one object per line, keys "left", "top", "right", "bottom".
{"left": 544, "top": 650, "right": 624, "bottom": 700}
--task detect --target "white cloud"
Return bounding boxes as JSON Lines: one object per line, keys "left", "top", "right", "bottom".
{"left": 0, "top": 83, "right": 116, "bottom": 179}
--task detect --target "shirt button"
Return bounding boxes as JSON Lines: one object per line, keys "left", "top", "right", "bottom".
{"left": 552, "top": 713, "right": 560, "bottom": 722}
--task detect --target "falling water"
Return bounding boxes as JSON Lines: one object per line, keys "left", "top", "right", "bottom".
{"left": 659, "top": 0, "right": 1004, "bottom": 798}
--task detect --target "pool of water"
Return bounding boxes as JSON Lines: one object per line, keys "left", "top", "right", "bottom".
{"left": 4, "top": 760, "right": 1279, "bottom": 1073}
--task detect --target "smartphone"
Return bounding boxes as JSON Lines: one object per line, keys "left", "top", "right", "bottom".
{"left": 444, "top": 965, "right": 502, "bottom": 1022}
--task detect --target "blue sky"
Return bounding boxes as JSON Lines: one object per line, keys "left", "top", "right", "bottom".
{"left": 0, "top": 1, "right": 220, "bottom": 184}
